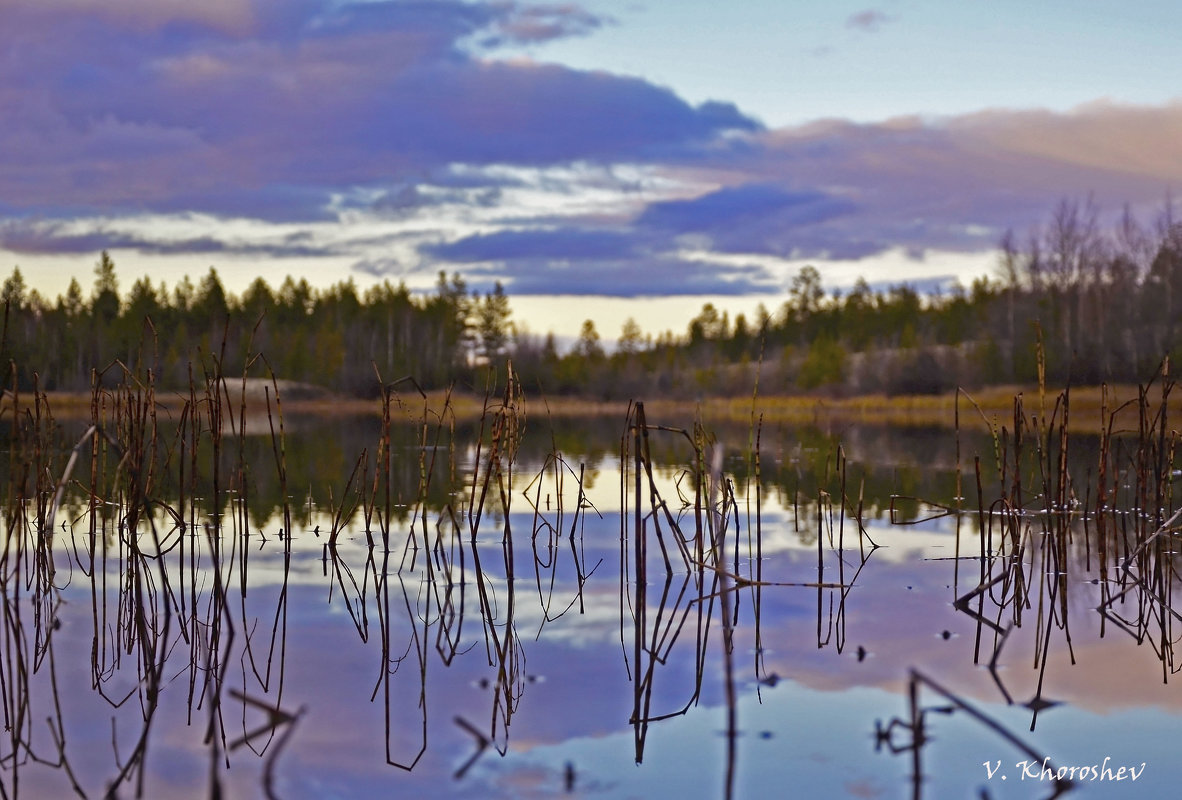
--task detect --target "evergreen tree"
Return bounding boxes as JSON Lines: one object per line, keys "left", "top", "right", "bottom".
{"left": 475, "top": 282, "right": 512, "bottom": 363}
{"left": 574, "top": 319, "right": 603, "bottom": 360}
{"left": 92, "top": 251, "right": 120, "bottom": 324}
{"left": 1, "top": 267, "right": 26, "bottom": 309}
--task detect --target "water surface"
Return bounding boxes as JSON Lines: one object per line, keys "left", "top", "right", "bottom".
{"left": 2, "top": 408, "right": 1177, "bottom": 799}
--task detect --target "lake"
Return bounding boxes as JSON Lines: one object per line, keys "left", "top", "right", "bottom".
{"left": 2, "top": 386, "right": 1178, "bottom": 799}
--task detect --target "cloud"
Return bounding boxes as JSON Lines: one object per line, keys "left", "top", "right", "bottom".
{"left": 478, "top": 2, "right": 607, "bottom": 46}
{"left": 0, "top": 0, "right": 756, "bottom": 221}
{"left": 12, "top": 96, "right": 1182, "bottom": 302}
{"left": 628, "top": 183, "right": 874, "bottom": 260}
{"left": 361, "top": 222, "right": 780, "bottom": 295}
{"left": 426, "top": 228, "right": 640, "bottom": 262}
{"left": 639, "top": 184, "right": 856, "bottom": 236}
{"left": 366, "top": 185, "right": 434, "bottom": 214}
{"left": 697, "top": 102, "right": 1182, "bottom": 260}
{"left": 0, "top": 219, "right": 338, "bottom": 258}
{"left": 352, "top": 256, "right": 416, "bottom": 279}
{"left": 845, "top": 9, "right": 894, "bottom": 32}
{"left": 4, "top": 0, "right": 1182, "bottom": 302}
{"left": 464, "top": 256, "right": 777, "bottom": 296}
{"left": 0, "top": 0, "right": 259, "bottom": 34}
{"left": 379, "top": 101, "right": 1182, "bottom": 295}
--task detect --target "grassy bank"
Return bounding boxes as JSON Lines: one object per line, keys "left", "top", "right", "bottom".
{"left": 17, "top": 380, "right": 1177, "bottom": 436}
{"left": 677, "top": 384, "right": 1177, "bottom": 433}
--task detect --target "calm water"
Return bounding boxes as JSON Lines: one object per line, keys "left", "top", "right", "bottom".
{"left": 2, "top": 408, "right": 1178, "bottom": 799}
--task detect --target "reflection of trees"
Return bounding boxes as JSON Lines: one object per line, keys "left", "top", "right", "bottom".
{"left": 2, "top": 362, "right": 569, "bottom": 794}
{"left": 0, "top": 381, "right": 304, "bottom": 798}
{"left": 11, "top": 353, "right": 1180, "bottom": 796}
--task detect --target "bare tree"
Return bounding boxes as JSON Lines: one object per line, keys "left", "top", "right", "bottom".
{"left": 1043, "top": 195, "right": 1102, "bottom": 363}
{"left": 997, "top": 229, "right": 1020, "bottom": 376}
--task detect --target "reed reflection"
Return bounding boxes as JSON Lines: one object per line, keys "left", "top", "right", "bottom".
{"left": 5, "top": 354, "right": 1181, "bottom": 799}
{"left": 876, "top": 368, "right": 1182, "bottom": 798}
{"left": 619, "top": 402, "right": 882, "bottom": 799}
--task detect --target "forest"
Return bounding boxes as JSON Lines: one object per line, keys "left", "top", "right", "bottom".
{"left": 3, "top": 197, "right": 1181, "bottom": 400}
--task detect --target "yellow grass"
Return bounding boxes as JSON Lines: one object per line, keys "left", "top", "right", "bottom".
{"left": 681, "top": 384, "right": 1180, "bottom": 434}
{"left": 11, "top": 382, "right": 1179, "bottom": 435}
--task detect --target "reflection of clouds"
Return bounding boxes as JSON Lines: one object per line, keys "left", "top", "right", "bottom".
{"left": 516, "top": 580, "right": 629, "bottom": 649}
{"left": 21, "top": 437, "right": 1182, "bottom": 798}
{"left": 750, "top": 532, "right": 1182, "bottom": 720}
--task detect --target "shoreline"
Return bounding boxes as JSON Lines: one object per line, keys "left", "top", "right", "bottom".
{"left": 11, "top": 381, "right": 1174, "bottom": 434}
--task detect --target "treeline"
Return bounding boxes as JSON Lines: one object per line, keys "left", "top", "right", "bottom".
{"left": 512, "top": 196, "right": 1182, "bottom": 398}
{"left": 3, "top": 197, "right": 1181, "bottom": 398}
{"left": 1, "top": 254, "right": 506, "bottom": 394}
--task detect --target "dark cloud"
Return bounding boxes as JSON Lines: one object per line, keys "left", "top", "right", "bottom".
{"left": 370, "top": 185, "right": 432, "bottom": 213}
{"left": 357, "top": 220, "right": 777, "bottom": 295}
{"left": 683, "top": 105, "right": 1182, "bottom": 261}
{"left": 465, "top": 256, "right": 776, "bottom": 297}
{"left": 3, "top": 0, "right": 1181, "bottom": 303}
{"left": 150, "top": 187, "right": 341, "bottom": 223}
{"left": 409, "top": 100, "right": 1182, "bottom": 295}
{"left": 426, "top": 228, "right": 641, "bottom": 262}
{"left": 639, "top": 184, "right": 855, "bottom": 235}
{"left": 365, "top": 63, "right": 757, "bottom": 166}
{"left": 0, "top": 0, "right": 758, "bottom": 220}
{"left": 630, "top": 183, "right": 884, "bottom": 261}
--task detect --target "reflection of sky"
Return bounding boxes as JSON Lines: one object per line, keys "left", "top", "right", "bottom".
{"left": 461, "top": 680, "right": 1178, "bottom": 799}
{"left": 11, "top": 444, "right": 1182, "bottom": 798}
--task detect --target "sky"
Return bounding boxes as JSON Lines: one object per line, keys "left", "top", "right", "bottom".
{"left": 3, "top": 0, "right": 1182, "bottom": 343}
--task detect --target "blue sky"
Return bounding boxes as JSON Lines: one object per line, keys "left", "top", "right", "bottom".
{"left": 519, "top": 1, "right": 1182, "bottom": 126}
{"left": 3, "top": 0, "right": 1181, "bottom": 341}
